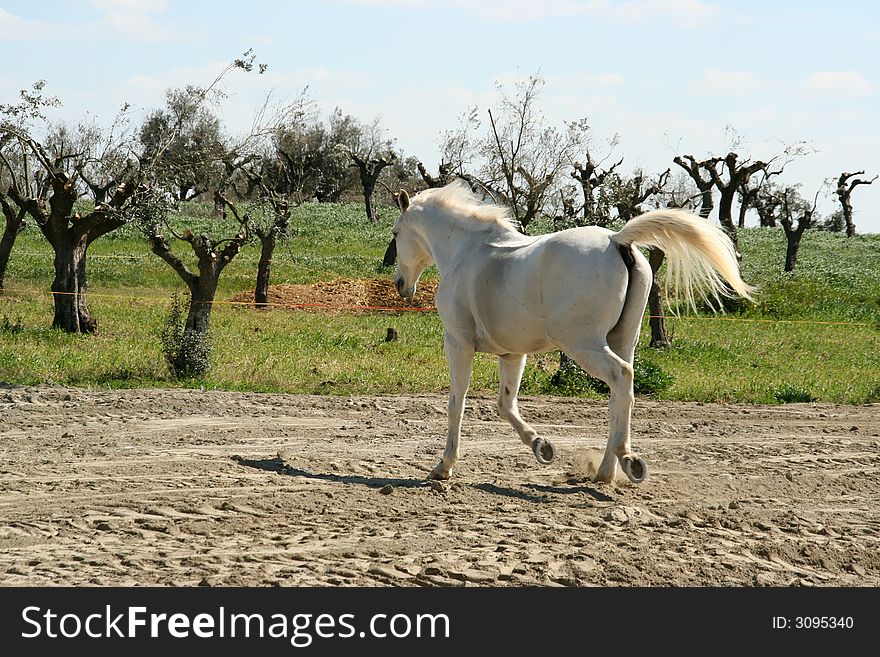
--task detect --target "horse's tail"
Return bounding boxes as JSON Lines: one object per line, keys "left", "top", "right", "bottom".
{"left": 610, "top": 209, "right": 756, "bottom": 312}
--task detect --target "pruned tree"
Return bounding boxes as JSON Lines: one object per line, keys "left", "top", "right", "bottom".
{"left": 569, "top": 152, "right": 623, "bottom": 227}
{"left": 137, "top": 51, "right": 302, "bottom": 373}
{"left": 0, "top": 82, "right": 151, "bottom": 333}
{"left": 672, "top": 154, "right": 716, "bottom": 219}
{"left": 144, "top": 181, "right": 250, "bottom": 340}
{"left": 675, "top": 136, "right": 809, "bottom": 252}
{"left": 0, "top": 83, "right": 51, "bottom": 290}
{"left": 233, "top": 161, "right": 293, "bottom": 307}
{"left": 417, "top": 160, "right": 455, "bottom": 188}
{"left": 778, "top": 186, "right": 818, "bottom": 272}
{"left": 0, "top": 116, "right": 32, "bottom": 290}
{"left": 836, "top": 170, "right": 877, "bottom": 237}
{"left": 272, "top": 119, "right": 324, "bottom": 200}
{"left": 268, "top": 96, "right": 367, "bottom": 206}
{"left": 329, "top": 113, "right": 397, "bottom": 223}
{"left": 703, "top": 152, "right": 774, "bottom": 250}
{"left": 736, "top": 177, "right": 763, "bottom": 228}
{"left": 349, "top": 149, "right": 396, "bottom": 223}
{"left": 606, "top": 168, "right": 671, "bottom": 223}
{"left": 253, "top": 197, "right": 290, "bottom": 308}
{"left": 141, "top": 152, "right": 265, "bottom": 376}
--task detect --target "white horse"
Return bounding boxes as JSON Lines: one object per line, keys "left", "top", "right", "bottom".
{"left": 392, "top": 181, "right": 754, "bottom": 484}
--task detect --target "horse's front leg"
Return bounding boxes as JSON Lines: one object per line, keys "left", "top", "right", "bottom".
{"left": 497, "top": 354, "right": 555, "bottom": 464}
{"left": 429, "top": 335, "right": 475, "bottom": 480}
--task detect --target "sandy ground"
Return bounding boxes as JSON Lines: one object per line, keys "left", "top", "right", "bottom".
{"left": 1, "top": 385, "right": 879, "bottom": 587}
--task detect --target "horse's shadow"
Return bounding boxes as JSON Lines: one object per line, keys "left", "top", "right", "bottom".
{"left": 235, "top": 456, "right": 613, "bottom": 502}
{"left": 233, "top": 456, "right": 426, "bottom": 489}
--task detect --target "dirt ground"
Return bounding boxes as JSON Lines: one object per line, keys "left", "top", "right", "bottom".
{"left": 1, "top": 385, "right": 879, "bottom": 587}
{"left": 228, "top": 278, "right": 438, "bottom": 313}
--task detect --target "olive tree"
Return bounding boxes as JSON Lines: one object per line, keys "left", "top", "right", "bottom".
{"left": 0, "top": 82, "right": 148, "bottom": 332}
{"left": 835, "top": 170, "right": 877, "bottom": 237}
{"left": 136, "top": 52, "right": 303, "bottom": 374}
{"left": 139, "top": 86, "right": 227, "bottom": 202}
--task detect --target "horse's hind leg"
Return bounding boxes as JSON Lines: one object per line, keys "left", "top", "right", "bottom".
{"left": 429, "top": 335, "right": 475, "bottom": 480}
{"left": 497, "top": 354, "right": 555, "bottom": 465}
{"left": 565, "top": 343, "right": 647, "bottom": 484}
{"left": 607, "top": 250, "right": 651, "bottom": 365}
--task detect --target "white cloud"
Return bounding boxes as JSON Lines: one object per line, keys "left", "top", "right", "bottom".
{"left": 805, "top": 71, "right": 872, "bottom": 96}
{"left": 0, "top": 4, "right": 195, "bottom": 43}
{"left": 0, "top": 8, "right": 73, "bottom": 40}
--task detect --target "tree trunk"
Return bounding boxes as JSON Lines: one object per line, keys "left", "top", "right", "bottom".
{"left": 579, "top": 180, "right": 595, "bottom": 223}
{"left": 0, "top": 203, "right": 26, "bottom": 290}
{"left": 50, "top": 234, "right": 96, "bottom": 333}
{"left": 784, "top": 233, "right": 802, "bottom": 272}
{"left": 0, "top": 222, "right": 23, "bottom": 289}
{"left": 362, "top": 181, "right": 377, "bottom": 224}
{"left": 840, "top": 199, "right": 856, "bottom": 238}
{"left": 717, "top": 187, "right": 740, "bottom": 254}
{"left": 737, "top": 198, "right": 748, "bottom": 228}
{"left": 382, "top": 238, "right": 397, "bottom": 267}
{"left": 185, "top": 277, "right": 218, "bottom": 337}
{"left": 647, "top": 248, "right": 670, "bottom": 348}
{"left": 255, "top": 231, "right": 277, "bottom": 308}
{"left": 698, "top": 190, "right": 714, "bottom": 219}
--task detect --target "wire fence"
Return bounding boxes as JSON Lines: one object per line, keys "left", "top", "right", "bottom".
{"left": 0, "top": 286, "right": 875, "bottom": 327}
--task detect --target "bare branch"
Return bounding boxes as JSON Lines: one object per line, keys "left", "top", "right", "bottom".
{"left": 148, "top": 232, "right": 198, "bottom": 289}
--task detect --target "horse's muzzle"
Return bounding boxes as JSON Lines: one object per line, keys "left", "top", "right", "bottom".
{"left": 395, "top": 277, "right": 413, "bottom": 299}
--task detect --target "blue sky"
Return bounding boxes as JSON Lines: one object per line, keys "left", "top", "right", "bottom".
{"left": 1, "top": 0, "right": 878, "bottom": 232}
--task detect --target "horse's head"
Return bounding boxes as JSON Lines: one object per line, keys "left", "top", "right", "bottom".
{"left": 392, "top": 189, "right": 432, "bottom": 299}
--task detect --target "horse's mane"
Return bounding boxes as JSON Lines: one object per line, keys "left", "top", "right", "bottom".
{"left": 413, "top": 180, "right": 515, "bottom": 228}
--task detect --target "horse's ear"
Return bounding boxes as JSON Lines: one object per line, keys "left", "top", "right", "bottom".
{"left": 397, "top": 189, "right": 410, "bottom": 212}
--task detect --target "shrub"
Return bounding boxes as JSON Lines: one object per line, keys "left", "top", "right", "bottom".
{"left": 160, "top": 293, "right": 212, "bottom": 379}
{"left": 544, "top": 353, "right": 672, "bottom": 396}
{"left": 772, "top": 384, "right": 816, "bottom": 404}
{"left": 1, "top": 315, "right": 22, "bottom": 334}
{"left": 633, "top": 358, "right": 674, "bottom": 395}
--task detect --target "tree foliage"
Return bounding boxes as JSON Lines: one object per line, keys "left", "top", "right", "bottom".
{"left": 139, "top": 86, "right": 227, "bottom": 202}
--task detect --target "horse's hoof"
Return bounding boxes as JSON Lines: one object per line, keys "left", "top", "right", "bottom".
{"left": 532, "top": 438, "right": 556, "bottom": 465}
{"left": 428, "top": 465, "right": 451, "bottom": 481}
{"left": 621, "top": 455, "right": 648, "bottom": 484}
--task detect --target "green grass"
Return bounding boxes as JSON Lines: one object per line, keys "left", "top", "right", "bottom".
{"left": 1, "top": 204, "right": 879, "bottom": 403}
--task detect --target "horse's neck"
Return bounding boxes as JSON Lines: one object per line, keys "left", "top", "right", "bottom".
{"left": 419, "top": 210, "right": 509, "bottom": 273}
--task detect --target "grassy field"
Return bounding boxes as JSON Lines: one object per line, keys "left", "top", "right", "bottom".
{"left": 1, "top": 201, "right": 879, "bottom": 403}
